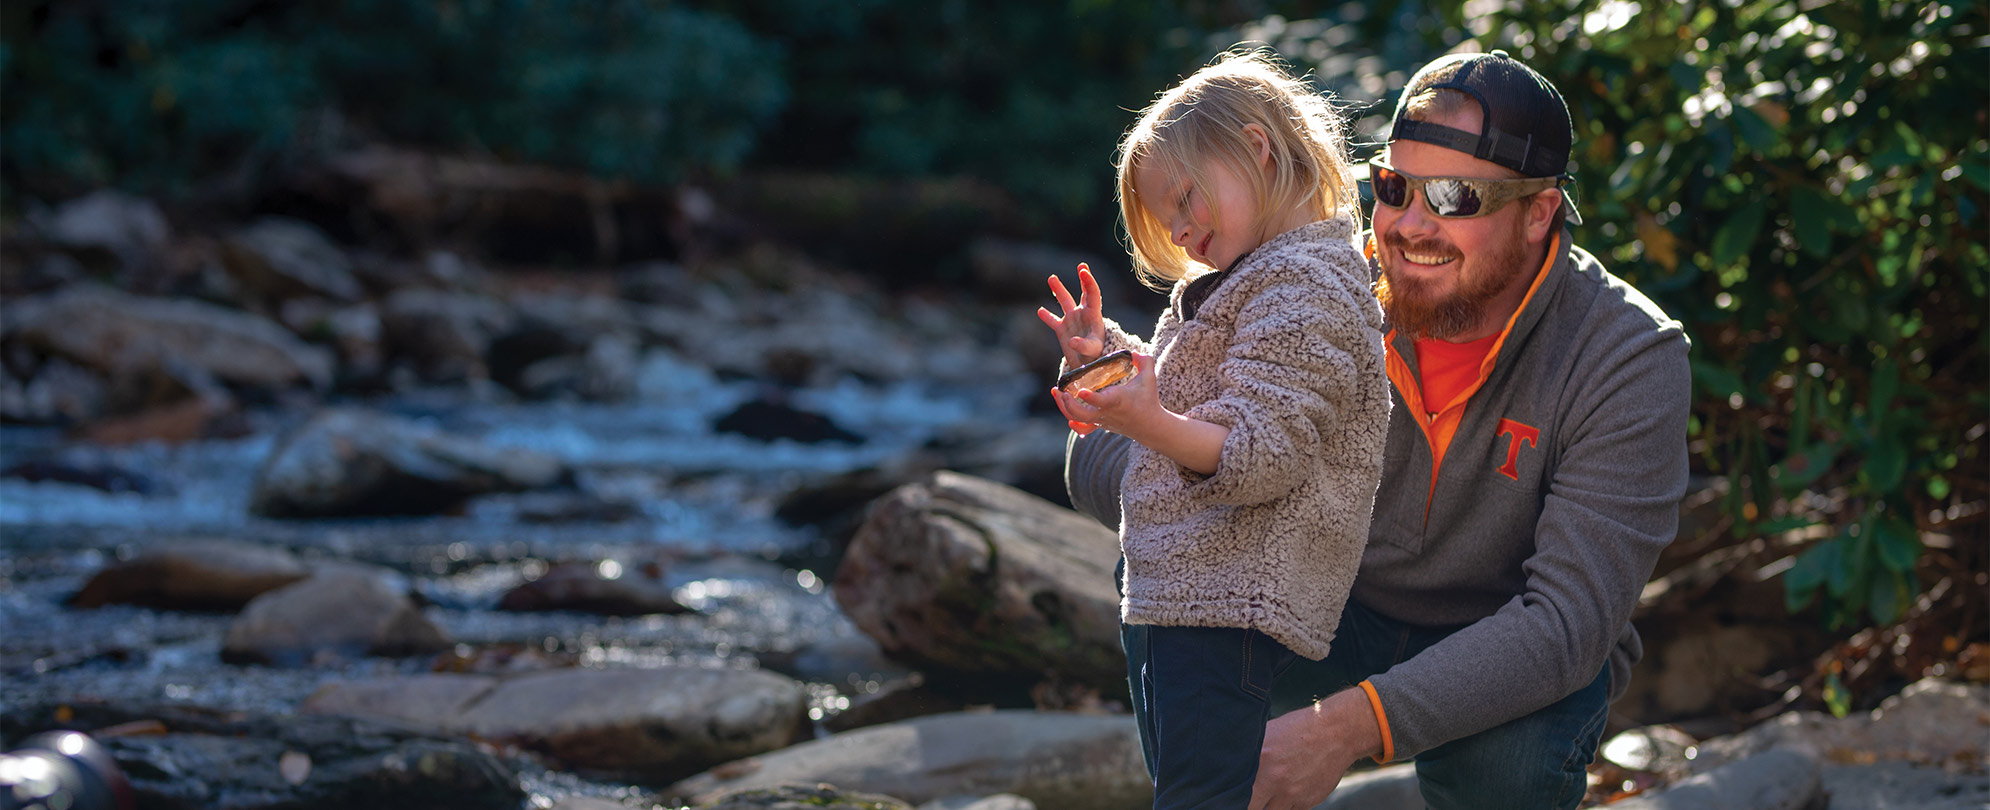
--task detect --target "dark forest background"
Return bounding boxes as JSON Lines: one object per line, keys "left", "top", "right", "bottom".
{"left": 4, "top": 0, "right": 1986, "bottom": 718}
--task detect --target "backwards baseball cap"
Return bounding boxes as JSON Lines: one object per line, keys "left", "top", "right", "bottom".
{"left": 1389, "top": 49, "right": 1573, "bottom": 179}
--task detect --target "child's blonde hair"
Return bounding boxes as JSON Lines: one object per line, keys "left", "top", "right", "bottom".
{"left": 1115, "top": 47, "right": 1355, "bottom": 288}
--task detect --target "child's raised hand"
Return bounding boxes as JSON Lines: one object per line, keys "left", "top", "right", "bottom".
{"left": 1053, "top": 351, "right": 1161, "bottom": 439}
{"left": 1035, "top": 264, "right": 1106, "bottom": 368}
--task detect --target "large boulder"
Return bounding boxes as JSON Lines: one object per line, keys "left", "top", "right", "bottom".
{"left": 668, "top": 710, "right": 1149, "bottom": 810}
{"left": 222, "top": 569, "right": 449, "bottom": 665}
{"left": 1, "top": 285, "right": 334, "bottom": 391}
{"left": 249, "top": 407, "right": 568, "bottom": 518}
{"left": 831, "top": 472, "right": 1124, "bottom": 695}
{"left": 302, "top": 667, "right": 809, "bottom": 782}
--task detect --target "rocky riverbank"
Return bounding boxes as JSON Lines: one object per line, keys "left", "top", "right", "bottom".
{"left": 2, "top": 189, "right": 1983, "bottom": 809}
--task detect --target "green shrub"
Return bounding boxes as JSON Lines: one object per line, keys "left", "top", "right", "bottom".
{"left": 1484, "top": 0, "right": 1986, "bottom": 632}
{"left": 1, "top": 0, "right": 785, "bottom": 197}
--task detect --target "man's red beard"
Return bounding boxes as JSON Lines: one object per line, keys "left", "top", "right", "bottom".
{"left": 1377, "top": 227, "right": 1532, "bottom": 339}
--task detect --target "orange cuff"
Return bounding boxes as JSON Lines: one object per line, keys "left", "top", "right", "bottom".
{"left": 1357, "top": 679, "right": 1394, "bottom": 764}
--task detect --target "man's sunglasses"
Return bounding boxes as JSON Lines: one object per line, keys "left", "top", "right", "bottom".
{"left": 1368, "top": 159, "right": 1566, "bottom": 219}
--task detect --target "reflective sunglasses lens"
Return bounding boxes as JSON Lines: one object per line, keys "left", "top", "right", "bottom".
{"left": 1425, "top": 179, "right": 1483, "bottom": 217}
{"left": 1372, "top": 166, "right": 1409, "bottom": 208}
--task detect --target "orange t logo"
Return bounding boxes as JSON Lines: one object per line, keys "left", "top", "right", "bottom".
{"left": 1496, "top": 418, "right": 1539, "bottom": 481}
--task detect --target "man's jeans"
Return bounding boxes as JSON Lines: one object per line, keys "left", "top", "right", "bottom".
{"left": 1136, "top": 624, "right": 1298, "bottom": 809}
{"left": 1120, "top": 599, "right": 1610, "bottom": 810}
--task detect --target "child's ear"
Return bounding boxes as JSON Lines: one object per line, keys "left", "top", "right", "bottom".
{"left": 1243, "top": 123, "right": 1273, "bottom": 167}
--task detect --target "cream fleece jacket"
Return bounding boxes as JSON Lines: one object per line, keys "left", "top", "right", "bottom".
{"left": 1082, "top": 215, "right": 1389, "bottom": 660}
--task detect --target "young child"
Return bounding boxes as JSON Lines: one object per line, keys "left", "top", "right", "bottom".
{"left": 1036, "top": 50, "right": 1390, "bottom": 807}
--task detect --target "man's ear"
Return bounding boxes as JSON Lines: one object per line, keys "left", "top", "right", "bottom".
{"left": 1524, "top": 188, "right": 1563, "bottom": 244}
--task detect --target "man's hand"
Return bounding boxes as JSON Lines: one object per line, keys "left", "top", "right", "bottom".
{"left": 1036, "top": 264, "right": 1107, "bottom": 369}
{"left": 1249, "top": 689, "right": 1382, "bottom": 810}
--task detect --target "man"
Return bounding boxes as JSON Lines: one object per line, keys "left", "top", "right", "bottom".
{"left": 1064, "top": 50, "right": 1691, "bottom": 809}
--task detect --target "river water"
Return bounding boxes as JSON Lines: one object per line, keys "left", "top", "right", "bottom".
{"left": 0, "top": 352, "right": 1043, "bottom": 806}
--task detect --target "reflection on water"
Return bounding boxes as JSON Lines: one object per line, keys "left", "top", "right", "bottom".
{"left": 0, "top": 366, "right": 1021, "bottom": 802}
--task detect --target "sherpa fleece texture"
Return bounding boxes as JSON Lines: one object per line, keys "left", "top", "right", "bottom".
{"left": 1079, "top": 215, "right": 1388, "bottom": 661}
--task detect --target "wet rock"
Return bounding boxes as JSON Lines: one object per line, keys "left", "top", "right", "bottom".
{"left": 221, "top": 217, "right": 366, "bottom": 304}
{"left": 831, "top": 472, "right": 1125, "bottom": 696}
{"left": 695, "top": 784, "right": 915, "bottom": 810}
{"left": 306, "top": 560, "right": 415, "bottom": 599}
{"left": 1, "top": 701, "right": 524, "bottom": 810}
{"left": 554, "top": 798, "right": 644, "bottom": 810}
{"left": 249, "top": 407, "right": 568, "bottom": 518}
{"left": 78, "top": 391, "right": 240, "bottom": 445}
{"left": 1, "top": 285, "right": 334, "bottom": 391}
{"left": 617, "top": 261, "right": 697, "bottom": 305}
{"left": 497, "top": 560, "right": 692, "bottom": 616}
{"left": 1821, "top": 759, "right": 1990, "bottom": 810}
{"left": 302, "top": 667, "right": 809, "bottom": 781}
{"left": 349, "top": 250, "right": 497, "bottom": 298}
{"left": 921, "top": 795, "right": 1036, "bottom": 810}
{"left": 32, "top": 189, "right": 170, "bottom": 275}
{"left": 967, "top": 239, "right": 1107, "bottom": 304}
{"left": 641, "top": 276, "right": 920, "bottom": 387}
{"left": 511, "top": 491, "right": 645, "bottom": 524}
{"left": 1604, "top": 748, "right": 1821, "bottom": 810}
{"left": 222, "top": 569, "right": 450, "bottom": 665}
{"left": 821, "top": 679, "right": 964, "bottom": 734}
{"left": 1, "top": 455, "right": 165, "bottom": 495}
{"left": 773, "top": 455, "right": 940, "bottom": 549}
{"left": 0, "top": 357, "right": 107, "bottom": 424}
{"left": 70, "top": 540, "right": 309, "bottom": 611}
{"left": 380, "top": 288, "right": 514, "bottom": 383}
{"left": 669, "top": 710, "right": 1149, "bottom": 810}
{"left": 1618, "top": 678, "right": 1989, "bottom": 810}
{"left": 758, "top": 632, "right": 915, "bottom": 698}
{"left": 487, "top": 323, "right": 589, "bottom": 395}
{"left": 510, "top": 293, "right": 643, "bottom": 344}
{"left": 429, "top": 642, "right": 576, "bottom": 675}
{"left": 716, "top": 394, "right": 864, "bottom": 444}
{"left": 508, "top": 334, "right": 641, "bottom": 402}
{"left": 280, "top": 299, "right": 386, "bottom": 385}
{"left": 1690, "top": 678, "right": 1989, "bottom": 772}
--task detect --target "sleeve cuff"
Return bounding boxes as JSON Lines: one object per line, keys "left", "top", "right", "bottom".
{"left": 1357, "top": 679, "right": 1394, "bottom": 764}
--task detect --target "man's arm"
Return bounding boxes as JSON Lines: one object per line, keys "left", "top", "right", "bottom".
{"left": 1364, "top": 325, "right": 1691, "bottom": 759}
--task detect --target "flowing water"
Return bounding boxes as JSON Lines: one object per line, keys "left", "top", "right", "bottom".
{"left": 0, "top": 355, "right": 1039, "bottom": 805}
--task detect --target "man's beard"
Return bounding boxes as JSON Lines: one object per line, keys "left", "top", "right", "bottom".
{"left": 1378, "top": 227, "right": 1531, "bottom": 339}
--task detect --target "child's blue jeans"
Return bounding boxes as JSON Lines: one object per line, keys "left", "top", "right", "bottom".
{"left": 1121, "top": 598, "right": 1610, "bottom": 810}
{"left": 1137, "top": 623, "right": 1298, "bottom": 809}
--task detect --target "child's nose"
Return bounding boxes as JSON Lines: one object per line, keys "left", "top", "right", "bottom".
{"left": 1171, "top": 219, "right": 1194, "bottom": 247}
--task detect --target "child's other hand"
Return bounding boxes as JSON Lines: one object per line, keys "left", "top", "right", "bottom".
{"left": 1035, "top": 264, "right": 1106, "bottom": 368}
{"left": 1053, "top": 351, "right": 1161, "bottom": 439}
